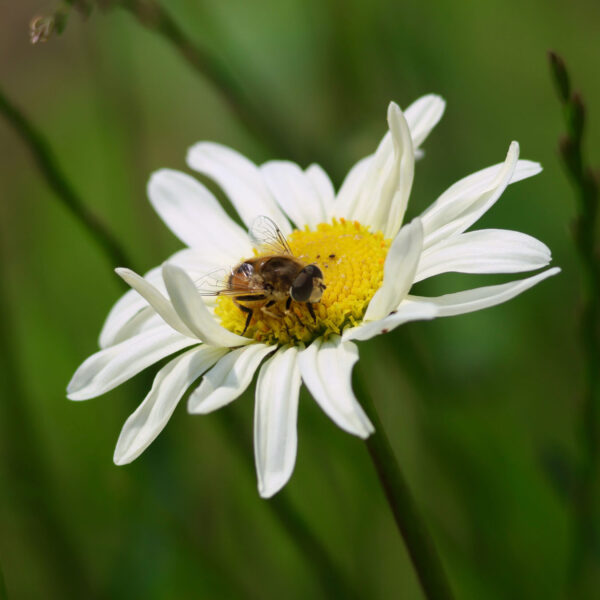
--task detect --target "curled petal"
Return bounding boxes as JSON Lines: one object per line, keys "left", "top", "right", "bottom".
{"left": 162, "top": 264, "right": 251, "bottom": 348}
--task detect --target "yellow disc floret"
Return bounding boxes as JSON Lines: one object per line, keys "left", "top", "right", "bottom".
{"left": 215, "top": 219, "right": 390, "bottom": 345}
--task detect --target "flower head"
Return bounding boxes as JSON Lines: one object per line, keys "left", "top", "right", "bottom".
{"left": 68, "top": 95, "right": 559, "bottom": 497}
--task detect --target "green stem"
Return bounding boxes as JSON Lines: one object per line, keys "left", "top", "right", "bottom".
{"left": 548, "top": 51, "right": 600, "bottom": 591}
{"left": 116, "top": 0, "right": 299, "bottom": 160}
{"left": 0, "top": 85, "right": 132, "bottom": 270}
{"left": 355, "top": 373, "right": 455, "bottom": 600}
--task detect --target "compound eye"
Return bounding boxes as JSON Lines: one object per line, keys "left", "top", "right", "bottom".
{"left": 304, "top": 264, "right": 323, "bottom": 279}
{"left": 290, "top": 271, "right": 313, "bottom": 302}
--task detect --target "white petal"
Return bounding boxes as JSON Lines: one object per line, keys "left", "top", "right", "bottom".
{"left": 113, "top": 345, "right": 227, "bottom": 465}
{"left": 188, "top": 343, "right": 276, "bottom": 414}
{"left": 385, "top": 103, "right": 415, "bottom": 237}
{"left": 298, "top": 336, "right": 373, "bottom": 438}
{"left": 350, "top": 133, "right": 395, "bottom": 226}
{"left": 364, "top": 218, "right": 423, "bottom": 321}
{"left": 99, "top": 265, "right": 162, "bottom": 349}
{"left": 162, "top": 264, "right": 251, "bottom": 347}
{"left": 335, "top": 104, "right": 415, "bottom": 238}
{"left": 404, "top": 94, "right": 446, "bottom": 149}
{"left": 342, "top": 300, "right": 438, "bottom": 342}
{"left": 407, "top": 267, "right": 561, "bottom": 317}
{"left": 115, "top": 268, "right": 194, "bottom": 338}
{"left": 67, "top": 326, "right": 198, "bottom": 400}
{"left": 261, "top": 161, "right": 326, "bottom": 229}
{"left": 375, "top": 102, "right": 415, "bottom": 238}
{"left": 99, "top": 249, "right": 224, "bottom": 348}
{"left": 333, "top": 155, "right": 372, "bottom": 220}
{"left": 421, "top": 143, "right": 543, "bottom": 248}
{"left": 305, "top": 163, "right": 335, "bottom": 216}
{"left": 415, "top": 229, "right": 552, "bottom": 282}
{"left": 254, "top": 346, "right": 301, "bottom": 498}
{"left": 148, "top": 169, "right": 252, "bottom": 262}
{"left": 186, "top": 142, "right": 291, "bottom": 235}
{"left": 333, "top": 96, "right": 440, "bottom": 223}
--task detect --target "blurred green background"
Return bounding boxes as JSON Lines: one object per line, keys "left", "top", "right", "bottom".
{"left": 1, "top": 1, "right": 599, "bottom": 598}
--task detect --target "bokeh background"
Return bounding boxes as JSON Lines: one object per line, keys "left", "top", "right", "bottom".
{"left": 1, "top": 1, "right": 599, "bottom": 598}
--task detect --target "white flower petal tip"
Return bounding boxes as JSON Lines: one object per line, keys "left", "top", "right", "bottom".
{"left": 408, "top": 267, "right": 561, "bottom": 318}
{"left": 113, "top": 345, "right": 227, "bottom": 465}
{"left": 254, "top": 346, "right": 301, "bottom": 498}
{"left": 404, "top": 94, "right": 446, "bottom": 149}
{"left": 298, "top": 337, "right": 374, "bottom": 438}
{"left": 161, "top": 264, "right": 251, "bottom": 348}
{"left": 364, "top": 218, "right": 424, "bottom": 322}
{"left": 342, "top": 301, "right": 439, "bottom": 342}
{"left": 421, "top": 141, "right": 527, "bottom": 248}
{"left": 187, "top": 344, "right": 276, "bottom": 414}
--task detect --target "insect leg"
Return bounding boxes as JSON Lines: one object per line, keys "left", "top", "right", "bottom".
{"left": 306, "top": 302, "right": 317, "bottom": 323}
{"left": 235, "top": 294, "right": 266, "bottom": 302}
{"left": 261, "top": 303, "right": 281, "bottom": 319}
{"left": 233, "top": 299, "right": 254, "bottom": 335}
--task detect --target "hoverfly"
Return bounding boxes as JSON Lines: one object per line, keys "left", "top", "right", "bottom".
{"left": 200, "top": 216, "right": 326, "bottom": 335}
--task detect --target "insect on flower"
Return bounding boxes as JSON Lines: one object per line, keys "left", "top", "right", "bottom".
{"left": 199, "top": 216, "right": 326, "bottom": 335}
{"left": 67, "top": 94, "right": 561, "bottom": 497}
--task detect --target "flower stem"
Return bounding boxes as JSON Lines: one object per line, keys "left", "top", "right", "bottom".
{"left": 0, "top": 84, "right": 132, "bottom": 271}
{"left": 548, "top": 51, "right": 600, "bottom": 593}
{"left": 115, "top": 0, "right": 300, "bottom": 160}
{"left": 355, "top": 373, "right": 455, "bottom": 600}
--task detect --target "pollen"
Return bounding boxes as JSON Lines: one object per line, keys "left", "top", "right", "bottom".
{"left": 215, "top": 219, "right": 390, "bottom": 345}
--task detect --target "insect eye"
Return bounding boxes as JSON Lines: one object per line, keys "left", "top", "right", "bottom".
{"left": 303, "top": 264, "right": 323, "bottom": 279}
{"left": 290, "top": 271, "right": 313, "bottom": 302}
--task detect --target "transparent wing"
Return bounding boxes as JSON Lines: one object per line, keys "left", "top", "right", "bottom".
{"left": 193, "top": 264, "right": 267, "bottom": 298}
{"left": 249, "top": 215, "right": 293, "bottom": 255}
{"left": 192, "top": 268, "right": 229, "bottom": 296}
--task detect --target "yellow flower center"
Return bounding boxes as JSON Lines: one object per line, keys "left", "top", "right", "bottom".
{"left": 215, "top": 219, "right": 390, "bottom": 345}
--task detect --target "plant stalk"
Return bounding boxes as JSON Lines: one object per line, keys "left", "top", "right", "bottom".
{"left": 116, "top": 0, "right": 299, "bottom": 160}
{"left": 355, "top": 373, "right": 455, "bottom": 600}
{"left": 548, "top": 51, "right": 600, "bottom": 592}
{"left": 0, "top": 85, "right": 132, "bottom": 270}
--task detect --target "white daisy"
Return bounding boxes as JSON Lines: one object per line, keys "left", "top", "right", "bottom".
{"left": 67, "top": 95, "right": 559, "bottom": 498}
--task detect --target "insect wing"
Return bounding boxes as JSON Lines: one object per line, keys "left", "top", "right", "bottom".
{"left": 249, "top": 215, "right": 292, "bottom": 255}
{"left": 195, "top": 262, "right": 264, "bottom": 298}
{"left": 193, "top": 268, "right": 230, "bottom": 296}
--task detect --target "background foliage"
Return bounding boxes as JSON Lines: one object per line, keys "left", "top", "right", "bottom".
{"left": 1, "top": 1, "right": 599, "bottom": 598}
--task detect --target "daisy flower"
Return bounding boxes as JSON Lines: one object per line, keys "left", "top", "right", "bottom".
{"left": 67, "top": 95, "right": 559, "bottom": 498}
